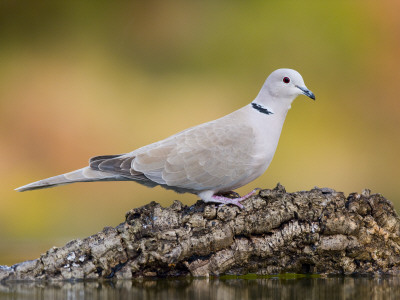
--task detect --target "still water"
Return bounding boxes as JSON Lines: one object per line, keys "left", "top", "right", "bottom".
{"left": 1, "top": 276, "right": 399, "bottom": 300}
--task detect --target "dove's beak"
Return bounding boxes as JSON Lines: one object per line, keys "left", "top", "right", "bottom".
{"left": 296, "top": 85, "right": 315, "bottom": 100}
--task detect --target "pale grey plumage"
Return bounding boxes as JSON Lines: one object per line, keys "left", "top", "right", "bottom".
{"left": 16, "top": 68, "right": 315, "bottom": 208}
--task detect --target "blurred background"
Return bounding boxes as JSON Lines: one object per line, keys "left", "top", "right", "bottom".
{"left": 1, "top": 1, "right": 399, "bottom": 265}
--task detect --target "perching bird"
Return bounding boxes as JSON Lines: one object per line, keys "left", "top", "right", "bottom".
{"left": 16, "top": 69, "right": 315, "bottom": 208}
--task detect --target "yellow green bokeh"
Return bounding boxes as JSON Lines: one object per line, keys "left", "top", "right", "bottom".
{"left": 1, "top": 1, "right": 399, "bottom": 265}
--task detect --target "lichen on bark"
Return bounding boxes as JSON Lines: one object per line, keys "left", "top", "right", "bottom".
{"left": 1, "top": 184, "right": 400, "bottom": 281}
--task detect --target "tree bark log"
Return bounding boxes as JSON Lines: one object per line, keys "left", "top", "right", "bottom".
{"left": 1, "top": 184, "right": 400, "bottom": 281}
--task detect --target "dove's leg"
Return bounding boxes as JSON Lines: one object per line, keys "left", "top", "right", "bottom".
{"left": 198, "top": 189, "right": 259, "bottom": 209}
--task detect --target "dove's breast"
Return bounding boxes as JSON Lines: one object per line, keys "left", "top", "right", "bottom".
{"left": 222, "top": 104, "right": 289, "bottom": 190}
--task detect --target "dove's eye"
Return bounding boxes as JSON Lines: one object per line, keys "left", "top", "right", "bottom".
{"left": 283, "top": 77, "right": 290, "bottom": 84}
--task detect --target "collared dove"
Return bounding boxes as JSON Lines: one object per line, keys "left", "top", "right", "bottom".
{"left": 16, "top": 69, "right": 315, "bottom": 208}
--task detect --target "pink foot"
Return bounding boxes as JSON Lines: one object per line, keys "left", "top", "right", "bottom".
{"left": 211, "top": 188, "right": 260, "bottom": 209}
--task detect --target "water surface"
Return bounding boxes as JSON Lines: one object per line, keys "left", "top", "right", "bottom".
{"left": 1, "top": 276, "right": 399, "bottom": 300}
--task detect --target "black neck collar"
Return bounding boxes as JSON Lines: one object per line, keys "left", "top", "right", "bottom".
{"left": 251, "top": 102, "right": 273, "bottom": 115}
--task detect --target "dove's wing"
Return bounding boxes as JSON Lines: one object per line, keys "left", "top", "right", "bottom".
{"left": 136, "top": 118, "right": 256, "bottom": 191}
{"left": 92, "top": 111, "right": 258, "bottom": 193}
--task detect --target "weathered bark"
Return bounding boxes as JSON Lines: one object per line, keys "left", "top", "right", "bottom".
{"left": 1, "top": 184, "right": 400, "bottom": 281}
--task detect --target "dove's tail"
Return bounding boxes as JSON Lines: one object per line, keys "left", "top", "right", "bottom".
{"left": 15, "top": 167, "right": 129, "bottom": 192}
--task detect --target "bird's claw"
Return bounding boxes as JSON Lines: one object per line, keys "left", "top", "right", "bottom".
{"left": 212, "top": 188, "right": 260, "bottom": 209}
{"left": 217, "top": 199, "right": 244, "bottom": 209}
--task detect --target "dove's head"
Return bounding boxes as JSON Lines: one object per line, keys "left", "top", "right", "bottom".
{"left": 265, "top": 69, "right": 315, "bottom": 102}
{"left": 255, "top": 69, "right": 315, "bottom": 113}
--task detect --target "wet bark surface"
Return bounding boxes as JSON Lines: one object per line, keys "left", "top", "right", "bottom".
{"left": 1, "top": 184, "right": 400, "bottom": 281}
